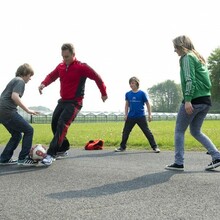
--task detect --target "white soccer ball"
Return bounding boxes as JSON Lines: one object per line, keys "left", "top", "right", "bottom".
{"left": 30, "top": 144, "right": 47, "bottom": 161}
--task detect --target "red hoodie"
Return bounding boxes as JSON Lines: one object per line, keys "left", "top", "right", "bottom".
{"left": 41, "top": 59, "right": 107, "bottom": 103}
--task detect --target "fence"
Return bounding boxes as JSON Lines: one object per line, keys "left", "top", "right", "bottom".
{"left": 31, "top": 112, "right": 125, "bottom": 124}
{"left": 28, "top": 112, "right": 220, "bottom": 124}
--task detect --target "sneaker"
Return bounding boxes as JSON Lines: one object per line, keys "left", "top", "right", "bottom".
{"left": 0, "top": 158, "right": 17, "bottom": 165}
{"left": 41, "top": 154, "right": 55, "bottom": 166}
{"left": 115, "top": 147, "right": 126, "bottom": 152}
{"left": 165, "top": 163, "right": 184, "bottom": 171}
{"left": 205, "top": 159, "right": 220, "bottom": 170}
{"left": 17, "top": 158, "right": 38, "bottom": 166}
{"left": 152, "top": 147, "right": 160, "bottom": 153}
{"left": 56, "top": 151, "right": 68, "bottom": 160}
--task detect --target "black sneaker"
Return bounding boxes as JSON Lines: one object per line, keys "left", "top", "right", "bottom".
{"left": 165, "top": 163, "right": 184, "bottom": 171}
{"left": 114, "top": 147, "right": 126, "bottom": 152}
{"left": 17, "top": 158, "right": 38, "bottom": 166}
{"left": 56, "top": 151, "right": 68, "bottom": 160}
{"left": 0, "top": 158, "right": 17, "bottom": 165}
{"left": 152, "top": 147, "right": 160, "bottom": 153}
{"left": 205, "top": 159, "right": 220, "bottom": 170}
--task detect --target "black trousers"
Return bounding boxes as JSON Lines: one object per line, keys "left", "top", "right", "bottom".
{"left": 47, "top": 100, "right": 81, "bottom": 156}
{"left": 120, "top": 116, "right": 157, "bottom": 149}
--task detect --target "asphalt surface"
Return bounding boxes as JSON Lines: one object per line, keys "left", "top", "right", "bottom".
{"left": 1, "top": 148, "right": 220, "bottom": 220}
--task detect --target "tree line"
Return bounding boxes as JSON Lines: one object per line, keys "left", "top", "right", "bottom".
{"left": 148, "top": 47, "right": 220, "bottom": 113}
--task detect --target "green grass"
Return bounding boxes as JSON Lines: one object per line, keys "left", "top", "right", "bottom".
{"left": 0, "top": 120, "right": 219, "bottom": 151}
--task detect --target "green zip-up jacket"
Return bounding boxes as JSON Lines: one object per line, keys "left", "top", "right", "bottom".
{"left": 180, "top": 52, "right": 211, "bottom": 102}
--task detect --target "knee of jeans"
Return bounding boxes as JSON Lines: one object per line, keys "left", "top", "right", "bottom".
{"left": 26, "top": 126, "right": 34, "bottom": 135}
{"left": 16, "top": 133, "right": 22, "bottom": 140}
{"left": 190, "top": 129, "right": 200, "bottom": 137}
{"left": 11, "top": 132, "right": 22, "bottom": 142}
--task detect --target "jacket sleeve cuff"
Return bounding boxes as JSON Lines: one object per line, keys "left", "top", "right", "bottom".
{"left": 184, "top": 96, "right": 192, "bottom": 102}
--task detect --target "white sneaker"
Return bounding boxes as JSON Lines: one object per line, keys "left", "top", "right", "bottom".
{"left": 41, "top": 155, "right": 55, "bottom": 166}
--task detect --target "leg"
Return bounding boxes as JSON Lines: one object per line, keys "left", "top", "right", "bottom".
{"left": 58, "top": 138, "right": 70, "bottom": 152}
{"left": 174, "top": 104, "right": 195, "bottom": 165}
{"left": 51, "top": 102, "right": 63, "bottom": 135}
{"left": 190, "top": 104, "right": 220, "bottom": 161}
{"left": 19, "top": 124, "right": 34, "bottom": 160}
{"left": 0, "top": 121, "right": 22, "bottom": 162}
{"left": 137, "top": 116, "right": 157, "bottom": 148}
{"left": 0, "top": 113, "right": 33, "bottom": 161}
{"left": 120, "top": 118, "right": 136, "bottom": 149}
{"left": 47, "top": 102, "right": 80, "bottom": 157}
{"left": 51, "top": 103, "right": 70, "bottom": 152}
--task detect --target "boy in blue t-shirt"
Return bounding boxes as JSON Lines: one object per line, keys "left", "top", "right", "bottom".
{"left": 115, "top": 77, "right": 160, "bottom": 153}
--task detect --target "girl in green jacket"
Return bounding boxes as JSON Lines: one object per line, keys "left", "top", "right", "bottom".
{"left": 165, "top": 35, "right": 220, "bottom": 171}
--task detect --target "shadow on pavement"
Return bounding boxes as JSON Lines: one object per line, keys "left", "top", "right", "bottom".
{"left": 0, "top": 164, "right": 48, "bottom": 176}
{"left": 72, "top": 150, "right": 155, "bottom": 159}
{"left": 47, "top": 170, "right": 197, "bottom": 200}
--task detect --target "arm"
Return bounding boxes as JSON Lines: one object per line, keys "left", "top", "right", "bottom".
{"left": 11, "top": 92, "right": 38, "bottom": 115}
{"left": 181, "top": 55, "right": 195, "bottom": 114}
{"left": 124, "top": 101, "right": 129, "bottom": 121}
{"left": 82, "top": 64, "right": 108, "bottom": 102}
{"left": 38, "top": 66, "right": 60, "bottom": 94}
{"left": 145, "top": 101, "right": 152, "bottom": 122}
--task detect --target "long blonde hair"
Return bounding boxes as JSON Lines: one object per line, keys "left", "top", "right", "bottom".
{"left": 173, "top": 35, "right": 206, "bottom": 65}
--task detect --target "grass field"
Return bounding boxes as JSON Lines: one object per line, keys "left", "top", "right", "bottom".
{"left": 0, "top": 120, "right": 219, "bottom": 151}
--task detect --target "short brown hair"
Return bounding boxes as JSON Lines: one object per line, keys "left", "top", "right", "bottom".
{"left": 15, "top": 63, "right": 34, "bottom": 77}
{"left": 129, "top": 76, "right": 140, "bottom": 88}
{"left": 61, "top": 43, "right": 75, "bottom": 55}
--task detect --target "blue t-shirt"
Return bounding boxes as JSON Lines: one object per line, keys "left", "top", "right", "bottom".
{"left": 125, "top": 90, "right": 148, "bottom": 118}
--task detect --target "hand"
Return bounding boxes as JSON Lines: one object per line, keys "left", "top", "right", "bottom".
{"left": 185, "top": 102, "right": 193, "bottom": 114}
{"left": 27, "top": 109, "right": 40, "bottom": 115}
{"left": 101, "top": 95, "right": 108, "bottom": 102}
{"left": 38, "top": 84, "right": 45, "bottom": 95}
{"left": 148, "top": 115, "right": 152, "bottom": 122}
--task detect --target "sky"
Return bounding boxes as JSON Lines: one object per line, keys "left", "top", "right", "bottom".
{"left": 0, "top": 0, "right": 220, "bottom": 112}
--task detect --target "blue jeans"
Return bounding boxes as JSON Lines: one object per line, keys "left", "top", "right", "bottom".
{"left": 0, "top": 112, "right": 33, "bottom": 161}
{"left": 175, "top": 103, "right": 220, "bottom": 165}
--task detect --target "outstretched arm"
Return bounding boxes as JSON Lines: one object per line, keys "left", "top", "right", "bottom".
{"left": 83, "top": 64, "right": 108, "bottom": 99}
{"left": 38, "top": 66, "right": 59, "bottom": 94}
{"left": 38, "top": 84, "right": 45, "bottom": 94}
{"left": 11, "top": 92, "right": 39, "bottom": 115}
